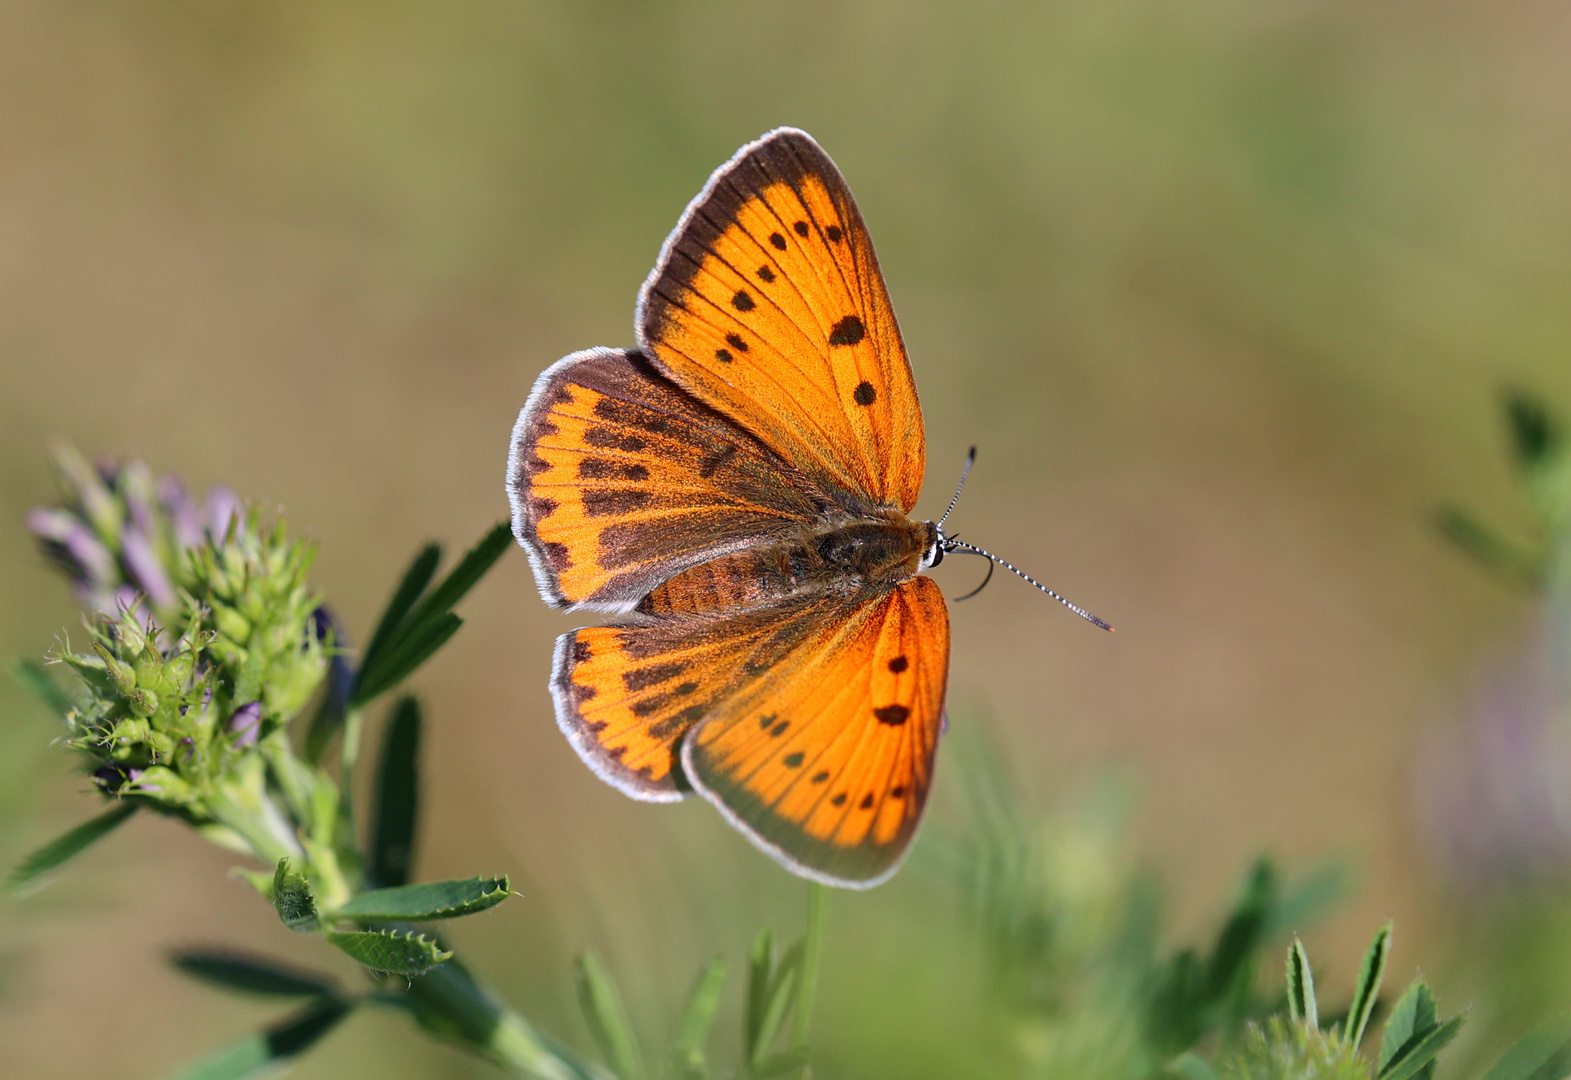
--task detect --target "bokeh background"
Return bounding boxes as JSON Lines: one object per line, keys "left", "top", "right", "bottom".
{"left": 5, "top": 2, "right": 1571, "bottom": 1077}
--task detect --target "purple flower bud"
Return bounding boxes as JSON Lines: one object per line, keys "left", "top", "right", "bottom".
{"left": 27, "top": 507, "right": 116, "bottom": 585}
{"left": 205, "top": 487, "right": 243, "bottom": 542}
{"left": 121, "top": 527, "right": 176, "bottom": 610}
{"left": 158, "top": 476, "right": 204, "bottom": 550}
{"left": 228, "top": 701, "right": 263, "bottom": 747}
{"left": 312, "top": 607, "right": 354, "bottom": 716}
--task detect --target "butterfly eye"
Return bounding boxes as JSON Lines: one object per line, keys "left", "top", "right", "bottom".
{"left": 923, "top": 541, "right": 944, "bottom": 568}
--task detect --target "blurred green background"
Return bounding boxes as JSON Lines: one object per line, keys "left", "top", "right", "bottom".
{"left": 4, "top": 1, "right": 1571, "bottom": 1077}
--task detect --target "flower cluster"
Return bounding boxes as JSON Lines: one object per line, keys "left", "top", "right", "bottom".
{"left": 29, "top": 449, "right": 330, "bottom": 846}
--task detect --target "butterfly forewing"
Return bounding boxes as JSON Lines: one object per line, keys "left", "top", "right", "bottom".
{"left": 682, "top": 576, "right": 950, "bottom": 888}
{"left": 509, "top": 348, "right": 820, "bottom": 611}
{"left": 638, "top": 128, "right": 925, "bottom": 514}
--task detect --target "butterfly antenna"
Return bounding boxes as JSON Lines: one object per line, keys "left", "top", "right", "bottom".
{"left": 937, "top": 446, "right": 977, "bottom": 529}
{"left": 944, "top": 540, "right": 1115, "bottom": 631}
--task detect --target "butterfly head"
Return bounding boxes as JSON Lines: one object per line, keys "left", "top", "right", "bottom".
{"left": 920, "top": 521, "right": 948, "bottom": 569}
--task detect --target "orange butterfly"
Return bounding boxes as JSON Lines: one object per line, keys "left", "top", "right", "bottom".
{"left": 507, "top": 129, "right": 1108, "bottom": 888}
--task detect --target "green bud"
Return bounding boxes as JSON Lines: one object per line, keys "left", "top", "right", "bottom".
{"left": 126, "top": 686, "right": 159, "bottom": 718}
{"left": 215, "top": 607, "right": 252, "bottom": 645}
{"left": 92, "top": 642, "right": 137, "bottom": 694}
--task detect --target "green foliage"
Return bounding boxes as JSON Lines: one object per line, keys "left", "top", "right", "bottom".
{"left": 5, "top": 802, "right": 137, "bottom": 895}
{"left": 348, "top": 522, "right": 511, "bottom": 708}
{"left": 325, "top": 928, "right": 453, "bottom": 976}
{"left": 329, "top": 875, "right": 510, "bottom": 921}
{"left": 167, "top": 998, "right": 354, "bottom": 1080}
{"left": 667, "top": 959, "right": 727, "bottom": 1080}
{"left": 576, "top": 950, "right": 647, "bottom": 1080}
{"left": 1216, "top": 1016, "right": 1369, "bottom": 1080}
{"left": 1344, "top": 923, "right": 1391, "bottom": 1049}
{"left": 169, "top": 948, "right": 340, "bottom": 998}
{"left": 1287, "top": 938, "right": 1318, "bottom": 1031}
{"left": 1478, "top": 1016, "right": 1571, "bottom": 1080}
{"left": 272, "top": 857, "right": 320, "bottom": 932}
{"left": 369, "top": 695, "right": 422, "bottom": 887}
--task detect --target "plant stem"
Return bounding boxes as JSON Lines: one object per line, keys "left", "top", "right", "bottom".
{"left": 790, "top": 881, "right": 828, "bottom": 1048}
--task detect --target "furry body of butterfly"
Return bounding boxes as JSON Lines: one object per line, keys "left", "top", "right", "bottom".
{"left": 509, "top": 128, "right": 953, "bottom": 888}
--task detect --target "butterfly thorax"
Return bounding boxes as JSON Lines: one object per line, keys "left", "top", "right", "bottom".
{"left": 636, "top": 512, "right": 938, "bottom": 618}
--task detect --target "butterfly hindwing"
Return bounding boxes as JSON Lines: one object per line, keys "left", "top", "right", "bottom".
{"left": 508, "top": 347, "right": 821, "bottom": 611}
{"left": 550, "top": 593, "right": 858, "bottom": 800}
{"left": 637, "top": 128, "right": 925, "bottom": 514}
{"left": 682, "top": 575, "right": 950, "bottom": 888}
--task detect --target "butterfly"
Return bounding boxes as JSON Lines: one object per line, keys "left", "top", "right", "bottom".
{"left": 506, "top": 128, "right": 1109, "bottom": 888}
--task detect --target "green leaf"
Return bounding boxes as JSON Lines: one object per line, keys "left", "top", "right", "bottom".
{"left": 1505, "top": 391, "right": 1562, "bottom": 471}
{"left": 349, "top": 613, "right": 461, "bottom": 708}
{"left": 326, "top": 928, "right": 452, "bottom": 976}
{"left": 1478, "top": 1015, "right": 1571, "bottom": 1080}
{"left": 1345, "top": 922, "right": 1391, "bottom": 1047}
{"left": 330, "top": 875, "right": 510, "bottom": 921}
{"left": 1265, "top": 863, "right": 1349, "bottom": 940}
{"left": 8, "top": 657, "right": 74, "bottom": 718}
{"left": 1286, "top": 937, "right": 1317, "bottom": 1030}
{"left": 1379, "top": 978, "right": 1438, "bottom": 1076}
{"left": 6, "top": 802, "right": 138, "bottom": 895}
{"left": 167, "top": 997, "right": 353, "bottom": 1080}
{"left": 745, "top": 929, "right": 776, "bottom": 1064}
{"left": 368, "top": 695, "right": 422, "bottom": 887}
{"left": 359, "top": 543, "right": 442, "bottom": 681}
{"left": 170, "top": 949, "right": 339, "bottom": 998}
{"left": 1434, "top": 507, "right": 1542, "bottom": 587}
{"left": 750, "top": 941, "right": 802, "bottom": 1070}
{"left": 1379, "top": 1015, "right": 1465, "bottom": 1080}
{"left": 1205, "top": 858, "right": 1275, "bottom": 1000}
{"left": 272, "top": 858, "right": 320, "bottom": 932}
{"left": 575, "top": 948, "right": 646, "bottom": 1080}
{"left": 670, "top": 957, "right": 726, "bottom": 1058}
{"left": 400, "top": 522, "right": 512, "bottom": 640}
{"left": 1166, "top": 1052, "right": 1223, "bottom": 1080}
{"left": 753, "top": 1048, "right": 811, "bottom": 1079}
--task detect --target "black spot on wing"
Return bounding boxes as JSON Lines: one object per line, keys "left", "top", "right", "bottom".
{"left": 829, "top": 315, "right": 865, "bottom": 346}
{"left": 783, "top": 752, "right": 804, "bottom": 767}
{"left": 853, "top": 382, "right": 878, "bottom": 407}
{"left": 583, "top": 489, "right": 652, "bottom": 517}
{"left": 887, "top": 656, "right": 909, "bottom": 673}
{"left": 826, "top": 224, "right": 843, "bottom": 242}
{"left": 874, "top": 704, "right": 909, "bottom": 726}
{"left": 732, "top": 290, "right": 756, "bottom": 312}
{"left": 757, "top": 265, "right": 776, "bottom": 282}
{"left": 725, "top": 333, "right": 749, "bottom": 352}
{"left": 793, "top": 220, "right": 810, "bottom": 237}
{"left": 770, "top": 232, "right": 787, "bottom": 250}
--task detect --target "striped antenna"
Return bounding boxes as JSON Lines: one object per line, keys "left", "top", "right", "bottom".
{"left": 943, "top": 540, "right": 1114, "bottom": 632}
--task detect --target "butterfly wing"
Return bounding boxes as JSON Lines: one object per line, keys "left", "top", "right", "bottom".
{"left": 550, "top": 592, "right": 857, "bottom": 800}
{"left": 683, "top": 575, "right": 950, "bottom": 887}
{"left": 637, "top": 128, "right": 925, "bottom": 514}
{"left": 508, "top": 347, "right": 824, "bottom": 612}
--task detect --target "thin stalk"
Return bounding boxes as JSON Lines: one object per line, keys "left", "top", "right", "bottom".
{"left": 790, "top": 881, "right": 828, "bottom": 1048}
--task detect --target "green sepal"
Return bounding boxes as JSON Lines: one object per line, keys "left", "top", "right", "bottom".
{"left": 1477, "top": 1014, "right": 1571, "bottom": 1080}
{"left": 1378, "top": 1015, "right": 1465, "bottom": 1080}
{"left": 1286, "top": 936, "right": 1317, "bottom": 1030}
{"left": 169, "top": 948, "right": 340, "bottom": 998}
{"left": 368, "top": 695, "right": 421, "bottom": 887}
{"left": 1378, "top": 978, "right": 1439, "bottom": 1078}
{"left": 328, "top": 875, "right": 510, "bottom": 922}
{"left": 167, "top": 997, "right": 353, "bottom": 1080}
{"left": 272, "top": 858, "right": 320, "bottom": 932}
{"left": 326, "top": 928, "right": 452, "bottom": 976}
{"left": 1344, "top": 921, "right": 1391, "bottom": 1047}
{"left": 8, "top": 657, "right": 75, "bottom": 718}
{"left": 576, "top": 948, "right": 646, "bottom": 1080}
{"left": 6, "top": 802, "right": 138, "bottom": 896}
